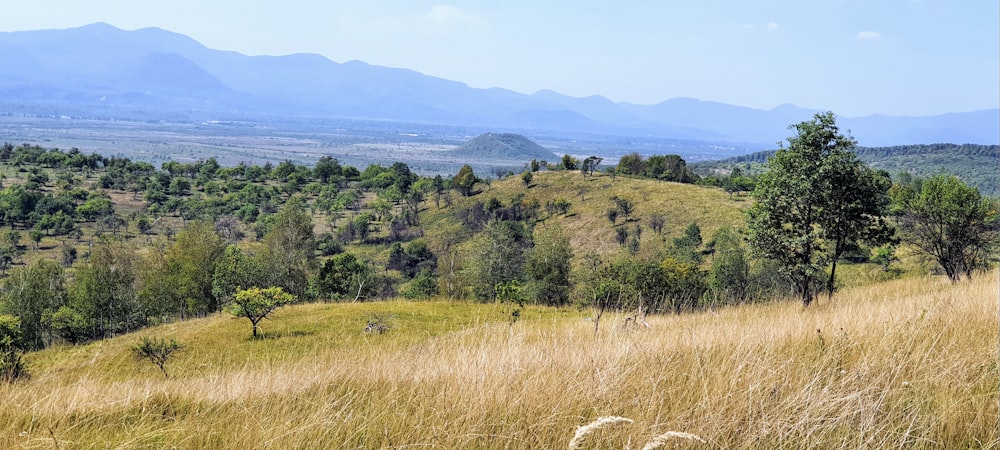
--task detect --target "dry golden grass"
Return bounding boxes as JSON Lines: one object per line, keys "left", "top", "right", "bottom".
{"left": 1, "top": 274, "right": 996, "bottom": 448}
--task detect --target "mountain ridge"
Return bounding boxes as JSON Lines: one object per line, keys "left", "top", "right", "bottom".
{"left": 0, "top": 23, "right": 995, "bottom": 146}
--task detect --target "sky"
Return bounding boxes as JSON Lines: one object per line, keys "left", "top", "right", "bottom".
{"left": 0, "top": 0, "right": 996, "bottom": 117}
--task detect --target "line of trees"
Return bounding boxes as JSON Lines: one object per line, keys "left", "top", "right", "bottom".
{"left": 746, "top": 112, "right": 997, "bottom": 305}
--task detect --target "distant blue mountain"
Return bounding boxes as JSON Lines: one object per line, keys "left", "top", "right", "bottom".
{"left": 0, "top": 23, "right": 995, "bottom": 146}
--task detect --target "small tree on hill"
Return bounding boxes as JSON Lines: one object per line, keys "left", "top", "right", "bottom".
{"left": 613, "top": 197, "right": 635, "bottom": 222}
{"left": 227, "top": 286, "right": 294, "bottom": 338}
{"left": 454, "top": 164, "right": 477, "bottom": 197}
{"left": 581, "top": 156, "right": 603, "bottom": 176}
{"left": 131, "top": 336, "right": 183, "bottom": 379}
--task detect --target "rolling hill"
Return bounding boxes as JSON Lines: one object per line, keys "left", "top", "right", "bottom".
{"left": 448, "top": 133, "right": 558, "bottom": 161}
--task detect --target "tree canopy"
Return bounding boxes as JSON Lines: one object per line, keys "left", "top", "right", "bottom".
{"left": 747, "top": 112, "right": 893, "bottom": 305}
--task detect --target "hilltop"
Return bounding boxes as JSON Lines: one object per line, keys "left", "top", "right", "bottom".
{"left": 421, "top": 169, "right": 747, "bottom": 263}
{"left": 448, "top": 133, "right": 558, "bottom": 162}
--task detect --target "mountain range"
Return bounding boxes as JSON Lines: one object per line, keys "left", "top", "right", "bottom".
{"left": 0, "top": 22, "right": 996, "bottom": 147}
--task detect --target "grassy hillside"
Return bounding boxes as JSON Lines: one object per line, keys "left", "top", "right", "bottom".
{"left": 2, "top": 273, "right": 995, "bottom": 448}
{"left": 421, "top": 170, "right": 749, "bottom": 263}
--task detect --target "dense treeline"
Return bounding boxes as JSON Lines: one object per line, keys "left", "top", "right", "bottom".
{"left": 691, "top": 143, "right": 1000, "bottom": 197}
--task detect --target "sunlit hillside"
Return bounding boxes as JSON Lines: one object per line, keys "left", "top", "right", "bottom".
{"left": 2, "top": 273, "right": 995, "bottom": 448}
{"left": 421, "top": 170, "right": 750, "bottom": 263}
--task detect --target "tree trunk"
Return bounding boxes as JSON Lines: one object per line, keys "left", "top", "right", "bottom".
{"left": 800, "top": 277, "right": 813, "bottom": 306}
{"left": 827, "top": 240, "right": 844, "bottom": 301}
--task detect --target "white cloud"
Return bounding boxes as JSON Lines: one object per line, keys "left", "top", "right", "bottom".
{"left": 363, "top": 4, "right": 487, "bottom": 37}
{"left": 857, "top": 30, "right": 882, "bottom": 40}
{"left": 743, "top": 22, "right": 779, "bottom": 31}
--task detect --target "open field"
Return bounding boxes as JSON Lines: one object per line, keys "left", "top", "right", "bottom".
{"left": 1, "top": 273, "right": 995, "bottom": 448}
{"left": 0, "top": 116, "right": 757, "bottom": 177}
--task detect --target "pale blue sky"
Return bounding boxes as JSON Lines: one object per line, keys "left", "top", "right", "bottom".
{"left": 1, "top": 0, "right": 996, "bottom": 116}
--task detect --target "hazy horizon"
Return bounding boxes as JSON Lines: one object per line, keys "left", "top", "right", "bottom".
{"left": 1, "top": 1, "right": 997, "bottom": 117}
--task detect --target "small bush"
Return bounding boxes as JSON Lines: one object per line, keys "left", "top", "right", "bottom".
{"left": 131, "top": 336, "right": 184, "bottom": 379}
{"left": 0, "top": 315, "right": 28, "bottom": 382}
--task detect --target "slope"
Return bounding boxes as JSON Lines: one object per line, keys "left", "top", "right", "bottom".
{"left": 3, "top": 273, "right": 994, "bottom": 448}
{"left": 419, "top": 169, "right": 749, "bottom": 264}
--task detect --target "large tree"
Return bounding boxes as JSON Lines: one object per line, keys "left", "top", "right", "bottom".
{"left": 818, "top": 161, "right": 894, "bottom": 299}
{"left": 897, "top": 175, "right": 997, "bottom": 282}
{"left": 525, "top": 225, "right": 573, "bottom": 305}
{"left": 747, "top": 112, "right": 892, "bottom": 306}
{"left": 464, "top": 220, "right": 531, "bottom": 300}
{"left": 261, "top": 199, "right": 316, "bottom": 297}
{"left": 0, "top": 260, "right": 67, "bottom": 350}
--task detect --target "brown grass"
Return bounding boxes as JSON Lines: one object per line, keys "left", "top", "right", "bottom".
{"left": 0, "top": 274, "right": 996, "bottom": 448}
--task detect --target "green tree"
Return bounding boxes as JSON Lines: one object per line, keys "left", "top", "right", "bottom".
{"left": 613, "top": 197, "right": 635, "bottom": 222}
{"left": 212, "top": 246, "right": 267, "bottom": 306}
{"left": 581, "top": 156, "right": 603, "bottom": 176}
{"left": 226, "top": 286, "right": 294, "bottom": 338}
{"left": 818, "top": 163, "right": 894, "bottom": 298}
{"left": 494, "top": 280, "right": 526, "bottom": 323}
{"left": 465, "top": 220, "right": 531, "bottom": 300}
{"left": 313, "top": 156, "right": 342, "bottom": 184}
{"left": 262, "top": 201, "right": 315, "bottom": 297}
{"left": 315, "top": 252, "right": 374, "bottom": 301}
{"left": 673, "top": 222, "right": 703, "bottom": 262}
{"left": 707, "top": 227, "right": 750, "bottom": 305}
{"left": 143, "top": 221, "right": 226, "bottom": 318}
{"left": 454, "top": 164, "right": 477, "bottom": 197}
{"left": 0, "top": 260, "right": 67, "bottom": 350}
{"left": 70, "top": 241, "right": 143, "bottom": 339}
{"left": 897, "top": 175, "right": 998, "bottom": 282}
{"left": 0, "top": 314, "right": 27, "bottom": 381}
{"left": 131, "top": 336, "right": 183, "bottom": 379}
{"left": 747, "top": 112, "right": 883, "bottom": 306}
{"left": 561, "top": 154, "right": 579, "bottom": 170}
{"left": 525, "top": 225, "right": 573, "bottom": 305}
{"left": 28, "top": 228, "right": 43, "bottom": 250}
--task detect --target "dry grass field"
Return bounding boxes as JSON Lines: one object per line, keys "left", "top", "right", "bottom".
{"left": 0, "top": 272, "right": 995, "bottom": 449}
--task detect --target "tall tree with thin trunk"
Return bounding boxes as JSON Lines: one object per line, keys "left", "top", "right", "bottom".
{"left": 747, "top": 112, "right": 890, "bottom": 306}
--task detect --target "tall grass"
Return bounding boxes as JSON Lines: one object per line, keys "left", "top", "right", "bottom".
{"left": 0, "top": 274, "right": 996, "bottom": 448}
